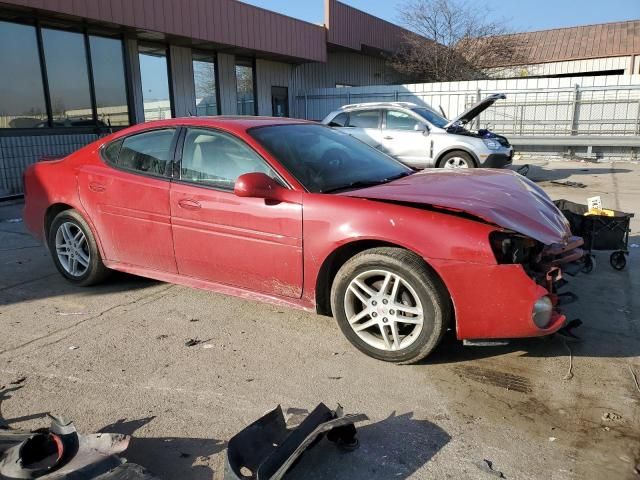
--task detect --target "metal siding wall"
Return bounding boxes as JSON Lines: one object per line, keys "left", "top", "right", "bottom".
{"left": 489, "top": 56, "right": 631, "bottom": 78}
{"left": 256, "top": 59, "right": 292, "bottom": 116}
{"left": 2, "top": 0, "right": 327, "bottom": 62}
{"left": 295, "top": 52, "right": 397, "bottom": 90}
{"left": 169, "top": 45, "right": 196, "bottom": 117}
{"left": 325, "top": 0, "right": 408, "bottom": 53}
{"left": 0, "top": 134, "right": 98, "bottom": 196}
{"left": 125, "top": 37, "right": 145, "bottom": 124}
{"left": 217, "top": 53, "right": 237, "bottom": 115}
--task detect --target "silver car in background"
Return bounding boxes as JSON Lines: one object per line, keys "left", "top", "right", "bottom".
{"left": 321, "top": 94, "right": 513, "bottom": 169}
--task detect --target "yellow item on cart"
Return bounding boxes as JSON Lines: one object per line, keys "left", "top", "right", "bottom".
{"left": 585, "top": 208, "right": 615, "bottom": 217}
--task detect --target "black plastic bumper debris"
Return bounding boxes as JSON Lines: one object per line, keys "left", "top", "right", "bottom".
{"left": 224, "top": 403, "right": 368, "bottom": 480}
{"left": 0, "top": 415, "right": 159, "bottom": 479}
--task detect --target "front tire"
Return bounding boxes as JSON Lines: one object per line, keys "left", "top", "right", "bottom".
{"left": 48, "top": 209, "right": 110, "bottom": 286}
{"left": 438, "top": 151, "right": 475, "bottom": 169}
{"left": 330, "top": 248, "right": 451, "bottom": 364}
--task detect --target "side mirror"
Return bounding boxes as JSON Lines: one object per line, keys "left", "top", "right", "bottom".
{"left": 234, "top": 172, "right": 285, "bottom": 201}
{"left": 414, "top": 123, "right": 428, "bottom": 133}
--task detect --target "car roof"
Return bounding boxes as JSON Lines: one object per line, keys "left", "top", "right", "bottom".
{"left": 112, "top": 116, "right": 315, "bottom": 138}
{"left": 338, "top": 102, "right": 419, "bottom": 111}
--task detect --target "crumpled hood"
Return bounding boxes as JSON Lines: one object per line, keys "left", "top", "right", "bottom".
{"left": 339, "top": 169, "right": 572, "bottom": 245}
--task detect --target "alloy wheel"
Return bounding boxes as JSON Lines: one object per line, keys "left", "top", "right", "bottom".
{"left": 443, "top": 156, "right": 470, "bottom": 169}
{"left": 55, "top": 221, "right": 90, "bottom": 277}
{"left": 343, "top": 269, "right": 424, "bottom": 352}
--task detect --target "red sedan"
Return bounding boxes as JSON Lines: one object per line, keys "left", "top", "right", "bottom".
{"left": 23, "top": 117, "right": 583, "bottom": 363}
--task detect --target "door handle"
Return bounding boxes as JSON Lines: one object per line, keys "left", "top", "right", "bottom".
{"left": 383, "top": 136, "right": 394, "bottom": 140}
{"left": 178, "top": 198, "right": 201, "bottom": 210}
{"left": 88, "top": 181, "right": 106, "bottom": 192}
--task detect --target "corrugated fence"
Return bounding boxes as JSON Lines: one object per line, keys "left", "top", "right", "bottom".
{"left": 295, "top": 74, "right": 640, "bottom": 139}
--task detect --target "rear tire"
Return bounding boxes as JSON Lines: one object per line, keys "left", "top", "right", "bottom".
{"left": 330, "top": 247, "right": 451, "bottom": 364}
{"left": 48, "top": 209, "right": 110, "bottom": 286}
{"left": 438, "top": 151, "right": 475, "bottom": 169}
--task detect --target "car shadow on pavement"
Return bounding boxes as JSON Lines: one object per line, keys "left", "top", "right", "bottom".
{"left": 424, "top": 324, "right": 639, "bottom": 365}
{"left": 0, "top": 269, "right": 163, "bottom": 308}
{"left": 516, "top": 165, "right": 633, "bottom": 183}
{"left": 98, "top": 417, "right": 226, "bottom": 480}
{"left": 287, "top": 411, "right": 450, "bottom": 480}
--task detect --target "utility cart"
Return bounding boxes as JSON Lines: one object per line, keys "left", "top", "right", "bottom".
{"left": 554, "top": 199, "right": 634, "bottom": 273}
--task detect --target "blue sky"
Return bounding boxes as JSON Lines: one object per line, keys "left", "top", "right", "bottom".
{"left": 242, "top": 0, "right": 639, "bottom": 32}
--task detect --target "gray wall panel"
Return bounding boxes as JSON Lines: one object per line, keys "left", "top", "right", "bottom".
{"left": 256, "top": 59, "right": 292, "bottom": 116}
{"left": 217, "top": 53, "right": 237, "bottom": 115}
{"left": 170, "top": 45, "right": 196, "bottom": 117}
{"left": 125, "top": 37, "right": 145, "bottom": 124}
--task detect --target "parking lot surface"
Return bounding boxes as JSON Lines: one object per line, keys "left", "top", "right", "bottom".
{"left": 1, "top": 159, "right": 639, "bottom": 479}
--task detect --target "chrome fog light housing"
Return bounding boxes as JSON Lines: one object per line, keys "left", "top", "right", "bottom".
{"left": 532, "top": 296, "right": 554, "bottom": 328}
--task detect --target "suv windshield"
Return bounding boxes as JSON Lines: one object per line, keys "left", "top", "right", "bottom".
{"left": 249, "top": 124, "right": 412, "bottom": 193}
{"left": 412, "top": 107, "right": 449, "bottom": 129}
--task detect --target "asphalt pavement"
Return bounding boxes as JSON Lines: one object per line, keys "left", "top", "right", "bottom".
{"left": 1, "top": 158, "right": 639, "bottom": 479}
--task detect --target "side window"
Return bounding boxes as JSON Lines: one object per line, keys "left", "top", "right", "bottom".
{"left": 328, "top": 112, "right": 348, "bottom": 127}
{"left": 386, "top": 110, "right": 422, "bottom": 130}
{"left": 347, "top": 110, "right": 380, "bottom": 128}
{"left": 181, "top": 128, "right": 278, "bottom": 190}
{"left": 103, "top": 139, "right": 123, "bottom": 163}
{"left": 109, "top": 129, "right": 176, "bottom": 176}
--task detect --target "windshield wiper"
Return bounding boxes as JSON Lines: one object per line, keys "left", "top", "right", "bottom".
{"left": 322, "top": 171, "right": 413, "bottom": 193}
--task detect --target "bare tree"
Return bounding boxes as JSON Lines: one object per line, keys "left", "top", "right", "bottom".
{"left": 391, "top": 0, "right": 529, "bottom": 82}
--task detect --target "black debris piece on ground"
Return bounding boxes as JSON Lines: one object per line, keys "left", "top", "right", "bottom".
{"left": 185, "top": 339, "right": 202, "bottom": 347}
{"left": 155, "top": 335, "right": 168, "bottom": 340}
{"left": 516, "top": 164, "right": 530, "bottom": 177}
{"left": 9, "top": 377, "right": 26, "bottom": 385}
{"left": 0, "top": 414, "right": 160, "bottom": 479}
{"left": 550, "top": 180, "right": 587, "bottom": 188}
{"left": 557, "top": 318, "right": 584, "bottom": 342}
{"left": 224, "top": 403, "right": 368, "bottom": 480}
{"left": 476, "top": 459, "right": 506, "bottom": 478}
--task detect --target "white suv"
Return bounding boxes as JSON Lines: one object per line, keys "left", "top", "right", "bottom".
{"left": 321, "top": 94, "right": 513, "bottom": 169}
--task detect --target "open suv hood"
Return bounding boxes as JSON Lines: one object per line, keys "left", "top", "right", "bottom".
{"left": 339, "top": 169, "right": 571, "bottom": 246}
{"left": 444, "top": 93, "right": 506, "bottom": 129}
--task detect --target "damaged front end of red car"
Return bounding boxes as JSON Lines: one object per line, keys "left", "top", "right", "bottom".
{"left": 489, "top": 230, "right": 584, "bottom": 333}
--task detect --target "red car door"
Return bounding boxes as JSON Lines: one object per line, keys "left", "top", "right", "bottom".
{"left": 78, "top": 128, "right": 178, "bottom": 273}
{"left": 170, "top": 127, "right": 303, "bottom": 297}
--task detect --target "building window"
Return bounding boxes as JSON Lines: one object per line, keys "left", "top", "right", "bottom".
{"left": 139, "top": 45, "right": 172, "bottom": 122}
{"left": 235, "top": 57, "right": 256, "bottom": 115}
{"left": 0, "top": 21, "right": 47, "bottom": 128}
{"left": 41, "top": 28, "right": 93, "bottom": 127}
{"left": 0, "top": 20, "right": 131, "bottom": 130}
{"left": 192, "top": 52, "right": 218, "bottom": 116}
{"left": 90, "top": 36, "right": 129, "bottom": 126}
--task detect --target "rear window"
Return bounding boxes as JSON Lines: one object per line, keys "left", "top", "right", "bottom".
{"left": 103, "top": 129, "right": 176, "bottom": 177}
{"left": 103, "top": 139, "right": 123, "bottom": 163}
{"left": 347, "top": 110, "right": 380, "bottom": 128}
{"left": 328, "top": 112, "right": 348, "bottom": 127}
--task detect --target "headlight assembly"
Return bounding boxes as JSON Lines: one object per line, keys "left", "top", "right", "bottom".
{"left": 483, "top": 138, "right": 501, "bottom": 150}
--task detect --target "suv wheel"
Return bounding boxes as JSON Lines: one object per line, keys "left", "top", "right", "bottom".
{"left": 439, "top": 151, "right": 475, "bottom": 169}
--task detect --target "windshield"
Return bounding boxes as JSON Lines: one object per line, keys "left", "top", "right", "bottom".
{"left": 249, "top": 124, "right": 412, "bottom": 193}
{"left": 412, "top": 107, "right": 449, "bottom": 129}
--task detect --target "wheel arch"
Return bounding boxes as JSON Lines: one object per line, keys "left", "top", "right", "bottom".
{"left": 44, "top": 203, "right": 106, "bottom": 261}
{"left": 314, "top": 239, "right": 453, "bottom": 321}
{"left": 44, "top": 203, "right": 75, "bottom": 239}
{"left": 435, "top": 148, "right": 479, "bottom": 167}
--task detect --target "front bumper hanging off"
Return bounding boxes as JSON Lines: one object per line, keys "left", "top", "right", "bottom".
{"left": 224, "top": 403, "right": 368, "bottom": 480}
